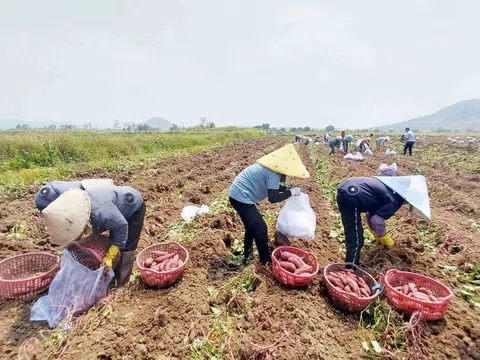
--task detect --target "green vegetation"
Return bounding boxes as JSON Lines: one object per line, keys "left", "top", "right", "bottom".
{"left": 0, "top": 130, "right": 262, "bottom": 194}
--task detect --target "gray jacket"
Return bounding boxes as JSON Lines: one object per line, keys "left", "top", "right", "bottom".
{"left": 35, "top": 181, "right": 83, "bottom": 211}
{"left": 87, "top": 186, "right": 144, "bottom": 250}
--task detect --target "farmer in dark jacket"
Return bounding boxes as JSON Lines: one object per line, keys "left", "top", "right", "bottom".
{"left": 41, "top": 185, "right": 145, "bottom": 287}
{"left": 229, "top": 144, "right": 309, "bottom": 264}
{"left": 35, "top": 179, "right": 113, "bottom": 211}
{"left": 336, "top": 175, "right": 430, "bottom": 265}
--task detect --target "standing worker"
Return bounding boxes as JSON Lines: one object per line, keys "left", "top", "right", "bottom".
{"left": 403, "top": 128, "right": 416, "bottom": 156}
{"left": 38, "top": 185, "right": 146, "bottom": 287}
{"left": 229, "top": 144, "right": 309, "bottom": 264}
{"left": 343, "top": 135, "right": 353, "bottom": 153}
{"left": 336, "top": 175, "right": 430, "bottom": 265}
{"left": 375, "top": 136, "right": 391, "bottom": 151}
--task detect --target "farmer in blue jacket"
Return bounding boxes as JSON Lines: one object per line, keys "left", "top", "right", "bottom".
{"left": 229, "top": 144, "right": 309, "bottom": 264}
{"left": 35, "top": 179, "right": 113, "bottom": 211}
{"left": 40, "top": 184, "right": 145, "bottom": 287}
{"left": 336, "top": 175, "right": 430, "bottom": 265}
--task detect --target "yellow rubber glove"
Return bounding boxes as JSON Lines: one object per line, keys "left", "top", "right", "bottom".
{"left": 377, "top": 234, "right": 394, "bottom": 248}
{"left": 103, "top": 245, "right": 120, "bottom": 273}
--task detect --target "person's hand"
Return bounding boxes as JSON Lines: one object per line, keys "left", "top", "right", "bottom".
{"left": 377, "top": 234, "right": 394, "bottom": 248}
{"left": 290, "top": 187, "right": 301, "bottom": 196}
{"left": 102, "top": 245, "right": 120, "bottom": 274}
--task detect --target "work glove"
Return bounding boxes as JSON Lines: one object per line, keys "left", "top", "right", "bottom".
{"left": 376, "top": 234, "right": 394, "bottom": 248}
{"left": 102, "top": 245, "right": 120, "bottom": 274}
{"left": 289, "top": 187, "right": 301, "bottom": 196}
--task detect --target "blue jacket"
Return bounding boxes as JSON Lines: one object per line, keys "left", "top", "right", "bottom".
{"left": 35, "top": 181, "right": 83, "bottom": 211}
{"left": 338, "top": 177, "right": 404, "bottom": 236}
{"left": 87, "top": 186, "right": 144, "bottom": 250}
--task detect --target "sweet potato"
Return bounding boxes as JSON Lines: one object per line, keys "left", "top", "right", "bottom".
{"left": 159, "top": 259, "right": 169, "bottom": 271}
{"left": 294, "top": 265, "right": 312, "bottom": 275}
{"left": 173, "top": 254, "right": 180, "bottom": 262}
{"left": 411, "top": 292, "right": 430, "bottom": 301}
{"left": 153, "top": 253, "right": 175, "bottom": 263}
{"left": 280, "top": 251, "right": 298, "bottom": 261}
{"left": 360, "top": 288, "right": 370, "bottom": 297}
{"left": 169, "top": 259, "right": 178, "bottom": 269}
{"left": 287, "top": 256, "right": 303, "bottom": 269}
{"left": 177, "top": 259, "right": 184, "bottom": 267}
{"left": 428, "top": 294, "right": 439, "bottom": 302}
{"left": 329, "top": 271, "right": 339, "bottom": 278}
{"left": 151, "top": 250, "right": 169, "bottom": 257}
{"left": 165, "top": 258, "right": 176, "bottom": 270}
{"left": 408, "top": 282, "right": 417, "bottom": 294}
{"left": 143, "top": 258, "right": 154, "bottom": 268}
{"left": 280, "top": 261, "right": 296, "bottom": 273}
{"left": 403, "top": 284, "right": 409, "bottom": 295}
{"left": 344, "top": 285, "right": 352, "bottom": 292}
{"left": 345, "top": 277, "right": 359, "bottom": 293}
{"left": 327, "top": 275, "right": 343, "bottom": 288}
{"left": 339, "top": 274, "right": 349, "bottom": 286}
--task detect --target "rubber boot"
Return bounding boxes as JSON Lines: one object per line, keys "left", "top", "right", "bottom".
{"left": 114, "top": 250, "right": 136, "bottom": 287}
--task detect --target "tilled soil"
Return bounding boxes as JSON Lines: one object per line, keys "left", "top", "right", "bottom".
{"left": 1, "top": 136, "right": 480, "bottom": 359}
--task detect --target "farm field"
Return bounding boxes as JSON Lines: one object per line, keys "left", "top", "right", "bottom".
{"left": 0, "top": 134, "right": 480, "bottom": 359}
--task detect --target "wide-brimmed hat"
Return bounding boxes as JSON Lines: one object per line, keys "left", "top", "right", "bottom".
{"left": 42, "top": 189, "right": 91, "bottom": 246}
{"left": 374, "top": 175, "right": 431, "bottom": 220}
{"left": 81, "top": 179, "right": 114, "bottom": 189}
{"left": 256, "top": 144, "right": 310, "bottom": 178}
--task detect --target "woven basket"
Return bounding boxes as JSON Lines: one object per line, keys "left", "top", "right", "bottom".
{"left": 136, "top": 242, "right": 189, "bottom": 288}
{"left": 272, "top": 246, "right": 319, "bottom": 288}
{"left": 67, "top": 235, "right": 120, "bottom": 269}
{"left": 323, "top": 263, "right": 380, "bottom": 313}
{"left": 0, "top": 252, "right": 60, "bottom": 300}
{"left": 384, "top": 269, "right": 454, "bottom": 320}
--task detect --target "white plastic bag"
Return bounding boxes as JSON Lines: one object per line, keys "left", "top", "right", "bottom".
{"left": 276, "top": 193, "right": 316, "bottom": 240}
{"left": 385, "top": 149, "right": 397, "bottom": 157}
{"left": 379, "top": 163, "right": 398, "bottom": 176}
{"left": 344, "top": 152, "right": 364, "bottom": 162}
{"left": 181, "top": 205, "right": 210, "bottom": 222}
{"left": 30, "top": 250, "right": 114, "bottom": 328}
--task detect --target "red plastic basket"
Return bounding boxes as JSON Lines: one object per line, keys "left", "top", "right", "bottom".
{"left": 136, "top": 242, "right": 189, "bottom": 288}
{"left": 384, "top": 269, "right": 454, "bottom": 320}
{"left": 0, "top": 252, "right": 60, "bottom": 300}
{"left": 272, "top": 246, "right": 319, "bottom": 288}
{"left": 323, "top": 263, "right": 380, "bottom": 313}
{"left": 67, "top": 235, "right": 120, "bottom": 269}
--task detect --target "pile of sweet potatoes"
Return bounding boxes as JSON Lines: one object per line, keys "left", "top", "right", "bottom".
{"left": 278, "top": 251, "right": 314, "bottom": 276}
{"left": 326, "top": 269, "right": 372, "bottom": 298}
{"left": 142, "top": 251, "right": 183, "bottom": 272}
{"left": 393, "top": 282, "right": 442, "bottom": 302}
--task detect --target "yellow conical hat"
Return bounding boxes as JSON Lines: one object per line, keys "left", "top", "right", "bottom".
{"left": 256, "top": 144, "right": 310, "bottom": 178}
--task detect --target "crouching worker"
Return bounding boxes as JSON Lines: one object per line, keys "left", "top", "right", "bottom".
{"left": 336, "top": 174, "right": 430, "bottom": 265}
{"left": 229, "top": 144, "right": 310, "bottom": 264}
{"left": 328, "top": 137, "right": 342, "bottom": 155}
{"left": 37, "top": 185, "right": 145, "bottom": 287}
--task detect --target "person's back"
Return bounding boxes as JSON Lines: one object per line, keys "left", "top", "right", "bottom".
{"left": 406, "top": 130, "right": 415, "bottom": 142}
{"left": 229, "top": 163, "right": 281, "bottom": 204}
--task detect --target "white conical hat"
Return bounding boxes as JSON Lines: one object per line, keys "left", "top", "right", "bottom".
{"left": 42, "top": 189, "right": 91, "bottom": 246}
{"left": 374, "top": 175, "right": 431, "bottom": 220}
{"left": 81, "top": 178, "right": 114, "bottom": 189}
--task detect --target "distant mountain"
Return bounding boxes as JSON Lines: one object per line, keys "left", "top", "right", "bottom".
{"left": 143, "top": 117, "right": 174, "bottom": 130}
{"left": 379, "top": 99, "right": 480, "bottom": 132}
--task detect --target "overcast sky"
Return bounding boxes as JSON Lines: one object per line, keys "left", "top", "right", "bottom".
{"left": 0, "top": 0, "right": 479, "bottom": 129}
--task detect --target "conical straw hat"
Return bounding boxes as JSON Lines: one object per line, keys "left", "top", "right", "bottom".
{"left": 81, "top": 178, "right": 114, "bottom": 189}
{"left": 42, "top": 189, "right": 91, "bottom": 246}
{"left": 257, "top": 144, "right": 310, "bottom": 178}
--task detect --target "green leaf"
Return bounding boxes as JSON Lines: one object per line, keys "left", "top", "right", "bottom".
{"left": 438, "top": 264, "right": 457, "bottom": 271}
{"left": 210, "top": 307, "right": 221, "bottom": 316}
{"left": 362, "top": 341, "right": 370, "bottom": 352}
{"left": 371, "top": 340, "right": 382, "bottom": 353}
{"left": 207, "top": 286, "right": 219, "bottom": 298}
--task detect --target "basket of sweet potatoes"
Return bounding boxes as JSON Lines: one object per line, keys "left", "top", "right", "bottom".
{"left": 323, "top": 263, "right": 381, "bottom": 313}
{"left": 136, "top": 242, "right": 189, "bottom": 288}
{"left": 271, "top": 246, "right": 319, "bottom": 287}
{"left": 383, "top": 269, "right": 454, "bottom": 320}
